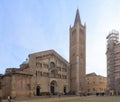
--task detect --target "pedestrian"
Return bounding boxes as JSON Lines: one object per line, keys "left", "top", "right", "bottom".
{"left": 8, "top": 96, "right": 12, "bottom": 102}
{"left": 0, "top": 97, "right": 2, "bottom": 102}
{"left": 58, "top": 93, "right": 61, "bottom": 98}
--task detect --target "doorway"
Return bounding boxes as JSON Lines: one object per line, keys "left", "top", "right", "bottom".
{"left": 36, "top": 86, "right": 40, "bottom": 96}
{"left": 50, "top": 81, "right": 57, "bottom": 95}
{"left": 64, "top": 86, "right": 67, "bottom": 95}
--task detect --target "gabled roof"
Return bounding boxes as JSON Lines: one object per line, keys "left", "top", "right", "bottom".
{"left": 29, "top": 49, "right": 69, "bottom": 65}
{"left": 86, "top": 72, "right": 106, "bottom": 78}
{"left": 86, "top": 72, "right": 97, "bottom": 76}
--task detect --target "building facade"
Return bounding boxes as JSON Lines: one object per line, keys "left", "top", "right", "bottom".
{"left": 1, "top": 72, "right": 32, "bottom": 98}
{"left": 86, "top": 73, "right": 107, "bottom": 95}
{"left": 106, "top": 30, "right": 120, "bottom": 95}
{"left": 1, "top": 9, "right": 83, "bottom": 98}
{"left": 1, "top": 50, "right": 69, "bottom": 98}
{"left": 70, "top": 9, "right": 86, "bottom": 95}
{"left": 29, "top": 50, "right": 69, "bottom": 96}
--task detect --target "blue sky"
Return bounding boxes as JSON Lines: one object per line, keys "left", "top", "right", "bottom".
{"left": 0, "top": 0, "right": 120, "bottom": 76}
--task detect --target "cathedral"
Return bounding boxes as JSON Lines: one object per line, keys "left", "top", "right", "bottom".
{"left": 0, "top": 9, "right": 86, "bottom": 98}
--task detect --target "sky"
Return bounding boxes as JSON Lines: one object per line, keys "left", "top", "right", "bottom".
{"left": 0, "top": 0, "right": 120, "bottom": 76}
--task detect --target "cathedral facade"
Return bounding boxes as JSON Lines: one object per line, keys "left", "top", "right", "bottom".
{"left": 0, "top": 9, "right": 86, "bottom": 98}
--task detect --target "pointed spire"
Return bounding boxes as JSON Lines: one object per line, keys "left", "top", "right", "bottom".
{"left": 74, "top": 9, "right": 81, "bottom": 26}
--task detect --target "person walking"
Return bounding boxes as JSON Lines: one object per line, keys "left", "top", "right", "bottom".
{"left": 8, "top": 96, "right": 12, "bottom": 102}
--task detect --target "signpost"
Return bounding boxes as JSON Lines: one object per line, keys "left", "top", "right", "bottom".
{"left": 0, "top": 90, "right": 1, "bottom": 102}
{"left": 0, "top": 79, "right": 2, "bottom": 102}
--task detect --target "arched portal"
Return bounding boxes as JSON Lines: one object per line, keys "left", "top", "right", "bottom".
{"left": 50, "top": 81, "right": 57, "bottom": 95}
{"left": 36, "top": 86, "right": 40, "bottom": 96}
{"left": 63, "top": 86, "right": 67, "bottom": 95}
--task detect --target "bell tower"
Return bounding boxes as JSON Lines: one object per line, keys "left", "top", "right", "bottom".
{"left": 69, "top": 9, "right": 86, "bottom": 95}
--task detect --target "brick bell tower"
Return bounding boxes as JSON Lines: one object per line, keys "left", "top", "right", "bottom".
{"left": 69, "top": 9, "right": 86, "bottom": 95}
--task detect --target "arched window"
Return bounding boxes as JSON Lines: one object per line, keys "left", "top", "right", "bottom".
{"left": 50, "top": 62, "right": 55, "bottom": 68}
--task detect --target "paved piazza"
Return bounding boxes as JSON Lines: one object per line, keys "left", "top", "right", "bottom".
{"left": 2, "top": 96, "right": 120, "bottom": 102}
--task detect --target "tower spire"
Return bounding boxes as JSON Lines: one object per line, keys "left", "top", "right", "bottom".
{"left": 74, "top": 9, "right": 81, "bottom": 26}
